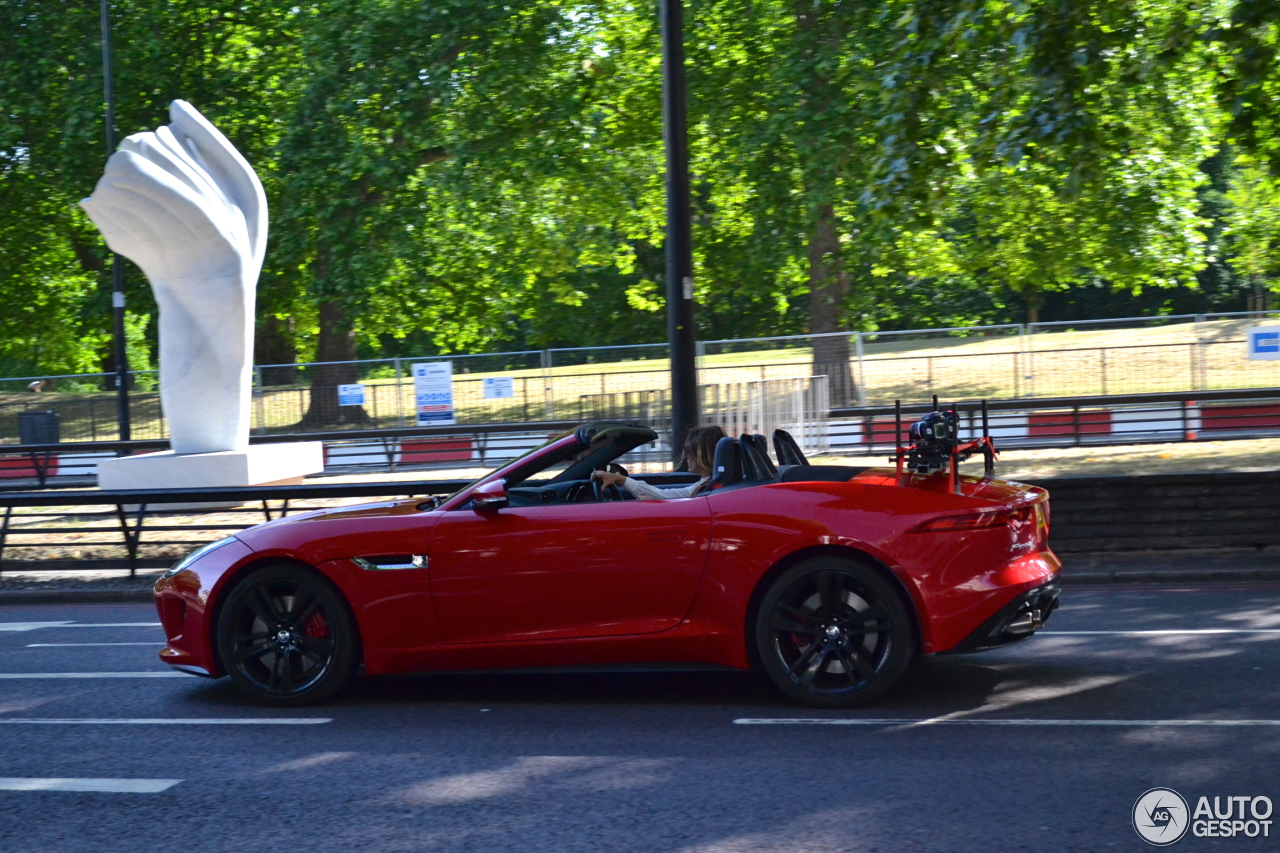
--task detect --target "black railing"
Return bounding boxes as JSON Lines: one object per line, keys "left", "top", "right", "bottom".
{"left": 0, "top": 480, "right": 469, "bottom": 577}
{"left": 0, "top": 473, "right": 698, "bottom": 576}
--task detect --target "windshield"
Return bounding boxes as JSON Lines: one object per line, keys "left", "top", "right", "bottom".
{"left": 436, "top": 431, "right": 574, "bottom": 506}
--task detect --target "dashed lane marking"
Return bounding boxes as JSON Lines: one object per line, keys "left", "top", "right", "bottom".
{"left": 0, "top": 718, "right": 330, "bottom": 725}
{"left": 734, "top": 718, "right": 1280, "bottom": 727}
{"left": 0, "top": 778, "right": 181, "bottom": 793}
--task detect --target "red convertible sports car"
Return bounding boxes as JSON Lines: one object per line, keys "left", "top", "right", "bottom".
{"left": 154, "top": 421, "right": 1060, "bottom": 708}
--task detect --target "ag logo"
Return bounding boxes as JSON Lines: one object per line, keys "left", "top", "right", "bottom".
{"left": 1134, "top": 787, "right": 1190, "bottom": 846}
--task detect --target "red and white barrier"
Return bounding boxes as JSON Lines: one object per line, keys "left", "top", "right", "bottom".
{"left": 830, "top": 401, "right": 1280, "bottom": 449}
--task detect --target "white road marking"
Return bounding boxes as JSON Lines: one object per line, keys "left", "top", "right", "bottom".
{"left": 0, "top": 777, "right": 180, "bottom": 793}
{"left": 25, "top": 643, "right": 160, "bottom": 648}
{"left": 1040, "top": 629, "right": 1280, "bottom": 635}
{"left": 0, "top": 672, "right": 186, "bottom": 679}
{"left": 0, "top": 718, "right": 330, "bottom": 725}
{"left": 0, "top": 622, "right": 159, "bottom": 633}
{"left": 734, "top": 718, "right": 1280, "bottom": 727}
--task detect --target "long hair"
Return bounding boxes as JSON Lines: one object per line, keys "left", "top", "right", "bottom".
{"left": 681, "top": 425, "right": 726, "bottom": 476}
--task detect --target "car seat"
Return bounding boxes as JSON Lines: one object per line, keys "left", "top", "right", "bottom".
{"left": 708, "top": 436, "right": 743, "bottom": 489}
{"left": 773, "top": 429, "right": 809, "bottom": 466}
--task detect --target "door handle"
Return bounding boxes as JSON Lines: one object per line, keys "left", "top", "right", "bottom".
{"left": 647, "top": 531, "right": 686, "bottom": 541}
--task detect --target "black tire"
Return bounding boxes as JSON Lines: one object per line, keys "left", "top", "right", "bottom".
{"left": 215, "top": 564, "right": 358, "bottom": 706}
{"left": 754, "top": 556, "right": 915, "bottom": 708}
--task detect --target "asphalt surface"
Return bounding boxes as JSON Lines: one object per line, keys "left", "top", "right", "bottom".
{"left": 1, "top": 586, "right": 1278, "bottom": 852}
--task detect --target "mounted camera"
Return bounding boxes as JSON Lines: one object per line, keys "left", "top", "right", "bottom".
{"left": 906, "top": 410, "right": 960, "bottom": 474}
{"left": 890, "top": 396, "right": 998, "bottom": 492}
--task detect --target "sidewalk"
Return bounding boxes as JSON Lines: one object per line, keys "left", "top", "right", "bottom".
{"left": 1, "top": 549, "right": 1278, "bottom": 606}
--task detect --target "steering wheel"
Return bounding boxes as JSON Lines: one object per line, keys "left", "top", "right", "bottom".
{"left": 591, "top": 475, "right": 625, "bottom": 502}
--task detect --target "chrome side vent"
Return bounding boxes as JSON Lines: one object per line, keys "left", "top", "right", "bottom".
{"left": 353, "top": 555, "right": 427, "bottom": 571}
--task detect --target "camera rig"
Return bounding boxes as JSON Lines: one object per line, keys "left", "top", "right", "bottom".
{"left": 890, "top": 396, "right": 998, "bottom": 493}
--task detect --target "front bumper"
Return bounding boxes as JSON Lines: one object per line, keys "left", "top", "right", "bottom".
{"left": 944, "top": 582, "right": 1060, "bottom": 654}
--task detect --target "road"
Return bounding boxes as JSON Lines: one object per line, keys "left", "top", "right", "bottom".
{"left": 1, "top": 584, "right": 1278, "bottom": 852}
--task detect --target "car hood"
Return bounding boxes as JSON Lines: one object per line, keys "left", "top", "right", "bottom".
{"left": 231, "top": 496, "right": 439, "bottom": 562}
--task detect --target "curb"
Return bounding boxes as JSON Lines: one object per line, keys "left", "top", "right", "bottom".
{"left": 0, "top": 589, "right": 155, "bottom": 605}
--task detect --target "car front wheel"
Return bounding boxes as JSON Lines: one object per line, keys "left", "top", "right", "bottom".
{"left": 755, "top": 557, "right": 914, "bottom": 708}
{"left": 216, "top": 564, "right": 358, "bottom": 706}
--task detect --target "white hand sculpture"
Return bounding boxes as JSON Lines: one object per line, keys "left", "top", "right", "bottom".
{"left": 81, "top": 100, "right": 266, "bottom": 455}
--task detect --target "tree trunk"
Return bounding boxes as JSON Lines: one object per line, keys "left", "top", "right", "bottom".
{"left": 807, "top": 203, "right": 857, "bottom": 406}
{"left": 302, "top": 300, "right": 371, "bottom": 427}
{"left": 257, "top": 315, "right": 299, "bottom": 386}
{"left": 1025, "top": 292, "right": 1040, "bottom": 326}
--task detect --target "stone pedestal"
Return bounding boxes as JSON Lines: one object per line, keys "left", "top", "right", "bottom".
{"left": 97, "top": 443, "right": 323, "bottom": 507}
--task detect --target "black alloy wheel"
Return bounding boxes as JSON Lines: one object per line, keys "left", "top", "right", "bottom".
{"left": 216, "top": 564, "right": 358, "bottom": 706}
{"left": 755, "top": 557, "right": 914, "bottom": 708}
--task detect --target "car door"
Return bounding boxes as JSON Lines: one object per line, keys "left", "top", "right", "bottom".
{"left": 426, "top": 495, "right": 712, "bottom": 644}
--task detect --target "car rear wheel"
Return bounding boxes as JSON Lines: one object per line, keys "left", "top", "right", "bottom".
{"left": 755, "top": 556, "right": 914, "bottom": 708}
{"left": 216, "top": 564, "right": 358, "bottom": 706}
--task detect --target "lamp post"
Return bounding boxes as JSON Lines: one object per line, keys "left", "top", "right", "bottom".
{"left": 659, "top": 0, "right": 699, "bottom": 462}
{"left": 99, "top": 0, "right": 131, "bottom": 441}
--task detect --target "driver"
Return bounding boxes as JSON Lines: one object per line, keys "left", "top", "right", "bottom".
{"left": 591, "top": 425, "right": 725, "bottom": 499}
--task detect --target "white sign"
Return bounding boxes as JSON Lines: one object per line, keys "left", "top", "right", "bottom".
{"left": 412, "top": 361, "right": 455, "bottom": 425}
{"left": 337, "top": 383, "right": 365, "bottom": 406}
{"left": 1246, "top": 326, "right": 1280, "bottom": 361}
{"left": 482, "top": 377, "right": 515, "bottom": 399}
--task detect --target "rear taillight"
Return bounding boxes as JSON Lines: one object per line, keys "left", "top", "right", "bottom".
{"left": 913, "top": 510, "right": 1012, "bottom": 532}
{"left": 913, "top": 506, "right": 1042, "bottom": 546}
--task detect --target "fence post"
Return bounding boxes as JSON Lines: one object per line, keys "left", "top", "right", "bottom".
{"left": 541, "top": 349, "right": 555, "bottom": 420}
{"left": 1194, "top": 314, "right": 1206, "bottom": 391}
{"left": 253, "top": 367, "right": 265, "bottom": 434}
{"left": 854, "top": 331, "right": 867, "bottom": 406}
{"left": 1021, "top": 324, "right": 1035, "bottom": 398}
{"left": 394, "top": 358, "right": 405, "bottom": 428}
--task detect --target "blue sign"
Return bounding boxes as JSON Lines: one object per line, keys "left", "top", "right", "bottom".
{"left": 483, "top": 377, "right": 515, "bottom": 399}
{"left": 1247, "top": 327, "right": 1280, "bottom": 361}
{"left": 337, "top": 383, "right": 365, "bottom": 406}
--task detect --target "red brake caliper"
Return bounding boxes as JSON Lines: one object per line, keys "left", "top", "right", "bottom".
{"left": 303, "top": 611, "right": 329, "bottom": 639}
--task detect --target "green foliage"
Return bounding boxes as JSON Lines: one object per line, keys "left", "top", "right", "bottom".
{"left": 2, "top": 0, "right": 1279, "bottom": 381}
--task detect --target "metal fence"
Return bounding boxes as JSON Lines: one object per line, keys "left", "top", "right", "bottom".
{"left": 3, "top": 311, "right": 1278, "bottom": 444}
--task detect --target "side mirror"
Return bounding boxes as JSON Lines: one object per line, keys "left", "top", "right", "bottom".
{"left": 472, "top": 479, "right": 508, "bottom": 511}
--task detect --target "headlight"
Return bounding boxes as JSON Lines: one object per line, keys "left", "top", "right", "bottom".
{"left": 162, "top": 536, "right": 237, "bottom": 578}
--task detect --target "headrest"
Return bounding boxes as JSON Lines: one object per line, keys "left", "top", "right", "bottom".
{"left": 709, "top": 436, "right": 742, "bottom": 489}
{"left": 773, "top": 428, "right": 808, "bottom": 467}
